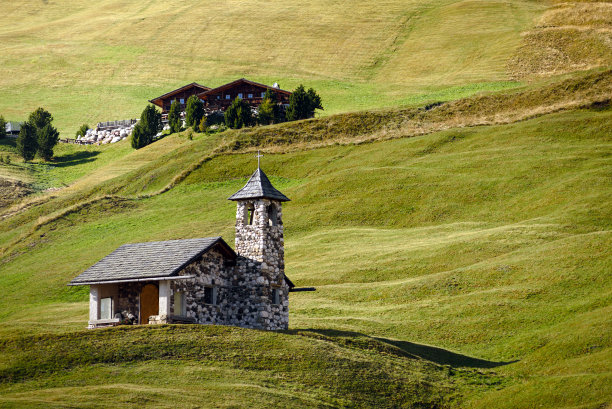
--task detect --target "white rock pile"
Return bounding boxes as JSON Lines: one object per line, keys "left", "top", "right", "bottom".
{"left": 77, "top": 123, "right": 136, "bottom": 145}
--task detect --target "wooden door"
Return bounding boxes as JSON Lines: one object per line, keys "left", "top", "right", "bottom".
{"left": 140, "top": 284, "right": 159, "bottom": 324}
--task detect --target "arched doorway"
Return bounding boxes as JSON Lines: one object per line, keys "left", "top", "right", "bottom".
{"left": 140, "top": 284, "right": 159, "bottom": 324}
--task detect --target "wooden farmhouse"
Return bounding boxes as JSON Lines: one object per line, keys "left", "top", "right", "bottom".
{"left": 69, "top": 167, "right": 309, "bottom": 330}
{"left": 149, "top": 78, "right": 291, "bottom": 114}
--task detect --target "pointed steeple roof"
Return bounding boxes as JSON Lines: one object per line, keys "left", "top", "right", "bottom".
{"left": 228, "top": 168, "right": 290, "bottom": 202}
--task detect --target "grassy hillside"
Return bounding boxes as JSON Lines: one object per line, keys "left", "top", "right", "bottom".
{"left": 1, "top": 0, "right": 611, "bottom": 407}
{"left": 0, "top": 99, "right": 610, "bottom": 407}
{"left": 0, "top": 0, "right": 545, "bottom": 133}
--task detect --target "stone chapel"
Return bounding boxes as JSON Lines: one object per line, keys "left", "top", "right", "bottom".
{"left": 69, "top": 166, "right": 300, "bottom": 330}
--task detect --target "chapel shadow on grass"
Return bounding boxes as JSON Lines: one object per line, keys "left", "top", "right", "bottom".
{"left": 288, "top": 328, "right": 517, "bottom": 369}
{"left": 54, "top": 150, "right": 100, "bottom": 167}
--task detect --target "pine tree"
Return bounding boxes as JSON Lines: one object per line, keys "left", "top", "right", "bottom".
{"left": 28, "top": 107, "right": 53, "bottom": 130}
{"left": 25, "top": 107, "right": 60, "bottom": 161}
{"left": 168, "top": 100, "right": 181, "bottom": 134}
{"left": 37, "top": 123, "right": 60, "bottom": 161}
{"left": 185, "top": 95, "right": 204, "bottom": 130}
{"left": 224, "top": 98, "right": 253, "bottom": 129}
{"left": 130, "top": 123, "right": 146, "bottom": 149}
{"left": 306, "top": 87, "right": 323, "bottom": 117}
{"left": 140, "top": 104, "right": 162, "bottom": 139}
{"left": 0, "top": 116, "right": 6, "bottom": 139}
{"left": 286, "top": 85, "right": 323, "bottom": 121}
{"left": 16, "top": 122, "right": 38, "bottom": 161}
{"left": 131, "top": 105, "right": 162, "bottom": 149}
{"left": 257, "top": 97, "right": 275, "bottom": 125}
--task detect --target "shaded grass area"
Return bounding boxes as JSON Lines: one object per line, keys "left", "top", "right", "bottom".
{"left": 0, "top": 325, "right": 473, "bottom": 408}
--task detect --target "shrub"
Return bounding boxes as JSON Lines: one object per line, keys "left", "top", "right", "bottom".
{"left": 16, "top": 122, "right": 38, "bottom": 162}
{"left": 286, "top": 85, "right": 323, "bottom": 121}
{"left": 76, "top": 124, "right": 89, "bottom": 138}
{"left": 185, "top": 95, "right": 204, "bottom": 130}
{"left": 0, "top": 116, "right": 6, "bottom": 139}
{"left": 168, "top": 100, "right": 181, "bottom": 134}
{"left": 198, "top": 116, "right": 207, "bottom": 133}
{"left": 225, "top": 98, "right": 254, "bottom": 129}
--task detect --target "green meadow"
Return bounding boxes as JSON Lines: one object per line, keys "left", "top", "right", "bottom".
{"left": 1, "top": 0, "right": 611, "bottom": 407}
{"left": 0, "top": 102, "right": 610, "bottom": 407}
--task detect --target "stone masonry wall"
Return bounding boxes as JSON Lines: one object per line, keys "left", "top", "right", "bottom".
{"left": 173, "top": 248, "right": 231, "bottom": 324}
{"left": 234, "top": 199, "right": 289, "bottom": 330}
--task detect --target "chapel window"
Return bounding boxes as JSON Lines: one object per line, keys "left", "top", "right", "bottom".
{"left": 100, "top": 297, "right": 113, "bottom": 320}
{"left": 174, "top": 291, "right": 186, "bottom": 316}
{"left": 247, "top": 202, "right": 255, "bottom": 225}
{"left": 267, "top": 204, "right": 278, "bottom": 226}
{"left": 271, "top": 288, "right": 280, "bottom": 305}
{"left": 204, "top": 287, "right": 217, "bottom": 305}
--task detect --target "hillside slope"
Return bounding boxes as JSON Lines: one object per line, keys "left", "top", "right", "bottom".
{"left": 0, "top": 102, "right": 610, "bottom": 407}
{"left": 0, "top": 0, "right": 543, "bottom": 133}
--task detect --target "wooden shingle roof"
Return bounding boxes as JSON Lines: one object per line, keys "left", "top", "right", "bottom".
{"left": 69, "top": 237, "right": 235, "bottom": 285}
{"left": 228, "top": 168, "right": 290, "bottom": 202}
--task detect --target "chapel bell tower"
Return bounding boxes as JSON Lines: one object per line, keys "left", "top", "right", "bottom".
{"left": 228, "top": 165, "right": 290, "bottom": 286}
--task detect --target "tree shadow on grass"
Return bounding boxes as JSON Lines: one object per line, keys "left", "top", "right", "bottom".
{"left": 54, "top": 151, "right": 100, "bottom": 167}
{"left": 288, "top": 328, "right": 517, "bottom": 369}
{"left": 0, "top": 138, "right": 17, "bottom": 150}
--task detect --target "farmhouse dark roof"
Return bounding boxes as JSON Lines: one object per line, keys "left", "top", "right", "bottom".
{"left": 228, "top": 168, "right": 290, "bottom": 202}
{"left": 198, "top": 78, "right": 292, "bottom": 98}
{"left": 69, "top": 237, "right": 235, "bottom": 285}
{"left": 149, "top": 82, "right": 211, "bottom": 106}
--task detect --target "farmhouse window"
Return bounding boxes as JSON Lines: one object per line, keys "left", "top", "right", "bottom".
{"left": 204, "top": 287, "right": 217, "bottom": 305}
{"left": 174, "top": 291, "right": 186, "bottom": 316}
{"left": 180, "top": 98, "right": 185, "bottom": 104}
{"left": 100, "top": 297, "right": 112, "bottom": 320}
{"left": 238, "top": 93, "right": 243, "bottom": 98}
{"left": 248, "top": 93, "right": 253, "bottom": 99}
{"left": 225, "top": 94, "right": 231, "bottom": 100}
{"left": 261, "top": 92, "right": 265, "bottom": 98}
